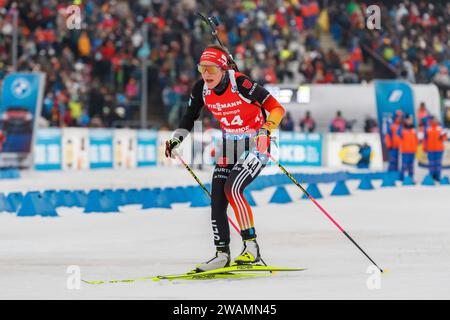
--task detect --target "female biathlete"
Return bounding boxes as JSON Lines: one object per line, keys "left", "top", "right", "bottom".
{"left": 165, "top": 44, "right": 286, "bottom": 271}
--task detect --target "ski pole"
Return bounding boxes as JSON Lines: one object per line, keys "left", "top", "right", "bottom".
{"left": 266, "top": 151, "right": 385, "bottom": 273}
{"left": 173, "top": 152, "right": 241, "bottom": 234}
{"left": 197, "top": 12, "right": 239, "bottom": 72}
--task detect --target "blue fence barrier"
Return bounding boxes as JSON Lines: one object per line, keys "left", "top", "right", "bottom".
{"left": 2, "top": 170, "right": 448, "bottom": 215}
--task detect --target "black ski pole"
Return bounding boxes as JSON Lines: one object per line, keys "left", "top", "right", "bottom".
{"left": 266, "top": 151, "right": 386, "bottom": 274}
{"left": 173, "top": 151, "right": 240, "bottom": 234}
{"left": 196, "top": 12, "right": 239, "bottom": 72}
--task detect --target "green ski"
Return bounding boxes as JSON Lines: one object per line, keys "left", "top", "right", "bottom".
{"left": 83, "top": 272, "right": 271, "bottom": 284}
{"left": 82, "top": 265, "right": 306, "bottom": 285}
{"left": 152, "top": 272, "right": 274, "bottom": 281}
{"left": 186, "top": 264, "right": 306, "bottom": 275}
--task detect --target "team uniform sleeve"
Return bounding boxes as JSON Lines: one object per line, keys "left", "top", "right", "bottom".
{"left": 236, "top": 75, "right": 271, "bottom": 105}
{"left": 236, "top": 75, "right": 285, "bottom": 132}
{"left": 173, "top": 79, "right": 205, "bottom": 141}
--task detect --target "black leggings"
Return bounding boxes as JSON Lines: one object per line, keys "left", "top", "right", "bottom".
{"left": 210, "top": 137, "right": 268, "bottom": 247}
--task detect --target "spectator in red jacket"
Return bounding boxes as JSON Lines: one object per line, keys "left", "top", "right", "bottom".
{"left": 399, "top": 116, "right": 419, "bottom": 181}
{"left": 417, "top": 102, "right": 430, "bottom": 132}
{"left": 0, "top": 129, "right": 6, "bottom": 152}
{"left": 0, "top": 129, "right": 5, "bottom": 152}
{"left": 423, "top": 116, "right": 448, "bottom": 181}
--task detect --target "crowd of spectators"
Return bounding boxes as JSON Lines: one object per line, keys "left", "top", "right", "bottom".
{"left": 1, "top": 0, "right": 146, "bottom": 127}
{"left": 0, "top": 0, "right": 448, "bottom": 130}
{"left": 0, "top": 0, "right": 364, "bottom": 129}
{"left": 328, "top": 1, "right": 450, "bottom": 85}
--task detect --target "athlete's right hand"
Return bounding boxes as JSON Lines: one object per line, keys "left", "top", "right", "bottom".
{"left": 165, "top": 138, "right": 181, "bottom": 158}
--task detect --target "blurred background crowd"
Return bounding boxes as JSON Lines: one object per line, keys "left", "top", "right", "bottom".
{"left": 0, "top": 0, "right": 449, "bottom": 130}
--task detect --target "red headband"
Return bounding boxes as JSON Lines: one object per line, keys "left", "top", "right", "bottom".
{"left": 200, "top": 48, "right": 229, "bottom": 69}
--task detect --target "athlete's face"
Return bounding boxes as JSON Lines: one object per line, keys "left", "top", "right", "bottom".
{"left": 198, "top": 63, "right": 225, "bottom": 89}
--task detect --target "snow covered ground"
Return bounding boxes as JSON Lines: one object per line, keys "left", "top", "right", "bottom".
{"left": 1, "top": 166, "right": 449, "bottom": 299}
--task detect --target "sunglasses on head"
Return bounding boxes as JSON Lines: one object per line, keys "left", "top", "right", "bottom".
{"left": 197, "top": 64, "right": 222, "bottom": 74}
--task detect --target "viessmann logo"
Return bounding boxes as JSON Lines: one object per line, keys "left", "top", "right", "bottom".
{"left": 207, "top": 100, "right": 242, "bottom": 111}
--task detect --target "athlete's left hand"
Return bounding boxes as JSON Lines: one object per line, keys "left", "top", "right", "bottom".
{"left": 255, "top": 128, "right": 271, "bottom": 154}
{"left": 165, "top": 137, "right": 181, "bottom": 158}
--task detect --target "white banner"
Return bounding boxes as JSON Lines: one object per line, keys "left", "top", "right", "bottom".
{"left": 113, "top": 129, "right": 137, "bottom": 169}
{"left": 61, "top": 128, "right": 89, "bottom": 170}
{"left": 326, "top": 133, "right": 383, "bottom": 170}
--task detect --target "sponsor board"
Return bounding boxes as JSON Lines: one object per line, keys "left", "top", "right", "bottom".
{"left": 326, "top": 133, "right": 383, "bottom": 170}
{"left": 113, "top": 129, "right": 137, "bottom": 169}
{"left": 62, "top": 128, "right": 89, "bottom": 170}
{"left": 89, "top": 129, "right": 113, "bottom": 169}
{"left": 34, "top": 128, "right": 62, "bottom": 170}
{"left": 277, "top": 132, "right": 322, "bottom": 166}
{"left": 136, "top": 130, "right": 157, "bottom": 167}
{"left": 0, "top": 73, "right": 46, "bottom": 168}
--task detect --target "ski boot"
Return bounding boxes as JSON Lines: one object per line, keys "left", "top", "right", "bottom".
{"left": 195, "top": 246, "right": 231, "bottom": 272}
{"left": 233, "top": 238, "right": 263, "bottom": 265}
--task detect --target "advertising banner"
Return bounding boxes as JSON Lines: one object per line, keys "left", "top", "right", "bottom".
{"left": 34, "top": 128, "right": 62, "bottom": 170}
{"left": 277, "top": 132, "right": 322, "bottom": 166}
{"left": 326, "top": 133, "right": 383, "bottom": 170}
{"left": 89, "top": 129, "right": 113, "bottom": 169}
{"left": 113, "top": 129, "right": 137, "bottom": 169}
{"left": 137, "top": 130, "right": 157, "bottom": 167}
{"left": 374, "top": 80, "right": 416, "bottom": 159}
{"left": 62, "top": 128, "right": 89, "bottom": 170}
{"left": 0, "top": 72, "right": 46, "bottom": 168}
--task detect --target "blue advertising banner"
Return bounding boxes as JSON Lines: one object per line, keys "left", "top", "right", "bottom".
{"left": 89, "top": 129, "right": 113, "bottom": 169}
{"left": 136, "top": 130, "right": 157, "bottom": 167}
{"left": 277, "top": 132, "right": 322, "bottom": 166}
{"left": 34, "top": 128, "right": 62, "bottom": 170}
{"left": 0, "top": 72, "right": 45, "bottom": 168}
{"left": 374, "top": 80, "right": 416, "bottom": 158}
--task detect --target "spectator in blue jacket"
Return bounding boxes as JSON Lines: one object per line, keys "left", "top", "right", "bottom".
{"left": 357, "top": 142, "right": 372, "bottom": 169}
